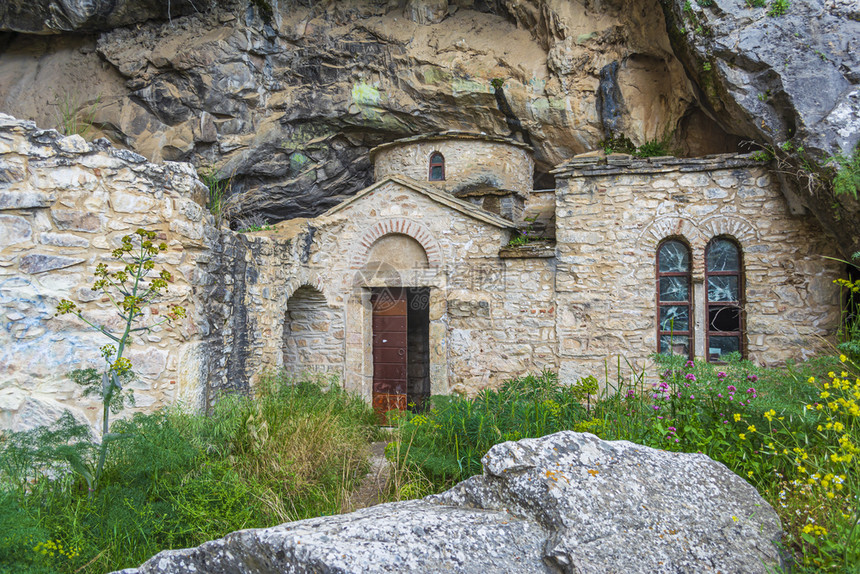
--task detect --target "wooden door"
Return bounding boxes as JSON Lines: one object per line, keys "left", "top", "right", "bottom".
{"left": 372, "top": 289, "right": 408, "bottom": 420}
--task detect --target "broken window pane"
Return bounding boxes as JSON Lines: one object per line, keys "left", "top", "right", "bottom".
{"left": 658, "top": 241, "right": 689, "bottom": 273}
{"left": 708, "top": 335, "right": 739, "bottom": 360}
{"left": 707, "top": 239, "right": 739, "bottom": 272}
{"left": 709, "top": 306, "right": 740, "bottom": 332}
{"left": 660, "top": 335, "right": 690, "bottom": 356}
{"left": 660, "top": 276, "right": 689, "bottom": 302}
{"left": 708, "top": 276, "right": 738, "bottom": 302}
{"left": 660, "top": 305, "right": 689, "bottom": 331}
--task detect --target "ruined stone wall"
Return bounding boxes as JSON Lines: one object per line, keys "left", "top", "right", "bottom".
{"left": 553, "top": 154, "right": 843, "bottom": 383}
{"left": 0, "top": 114, "right": 215, "bottom": 430}
{"left": 372, "top": 136, "right": 534, "bottom": 196}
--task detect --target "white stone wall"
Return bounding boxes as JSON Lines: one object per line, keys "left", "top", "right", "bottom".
{"left": 553, "top": 154, "right": 843, "bottom": 383}
{"left": 0, "top": 114, "right": 214, "bottom": 431}
{"left": 372, "top": 136, "right": 534, "bottom": 195}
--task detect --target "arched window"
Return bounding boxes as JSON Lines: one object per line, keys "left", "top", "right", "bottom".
{"left": 706, "top": 237, "right": 744, "bottom": 361}
{"left": 429, "top": 152, "right": 445, "bottom": 181}
{"left": 657, "top": 239, "right": 692, "bottom": 357}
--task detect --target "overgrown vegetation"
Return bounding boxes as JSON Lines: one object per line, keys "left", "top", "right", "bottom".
{"left": 767, "top": 0, "right": 790, "bottom": 16}
{"left": 0, "top": 375, "right": 378, "bottom": 573}
{"left": 200, "top": 170, "right": 234, "bottom": 226}
{"left": 391, "top": 353, "right": 859, "bottom": 572}
{"left": 55, "top": 229, "right": 185, "bottom": 493}
{"left": 506, "top": 216, "right": 540, "bottom": 246}
{"left": 53, "top": 91, "right": 101, "bottom": 140}
{"left": 829, "top": 143, "right": 860, "bottom": 200}
{"left": 599, "top": 131, "right": 673, "bottom": 157}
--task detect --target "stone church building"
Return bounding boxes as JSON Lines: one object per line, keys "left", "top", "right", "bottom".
{"left": 244, "top": 132, "right": 842, "bottom": 415}
{"left": 0, "top": 117, "right": 844, "bottom": 426}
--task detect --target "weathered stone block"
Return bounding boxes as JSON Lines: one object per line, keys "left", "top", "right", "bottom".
{"left": 0, "top": 214, "right": 32, "bottom": 246}
{"left": 39, "top": 232, "right": 89, "bottom": 247}
{"left": 19, "top": 253, "right": 84, "bottom": 274}
{"left": 51, "top": 209, "right": 102, "bottom": 232}
{"left": 0, "top": 191, "right": 56, "bottom": 210}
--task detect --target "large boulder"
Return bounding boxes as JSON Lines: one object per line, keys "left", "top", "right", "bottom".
{"left": 116, "top": 431, "right": 785, "bottom": 574}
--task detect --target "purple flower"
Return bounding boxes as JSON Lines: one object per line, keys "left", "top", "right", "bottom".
{"left": 690, "top": 395, "right": 695, "bottom": 399}
{"left": 728, "top": 396, "right": 733, "bottom": 401}
{"left": 717, "top": 371, "right": 727, "bottom": 378}
{"left": 653, "top": 405, "right": 660, "bottom": 410}
{"left": 675, "top": 439, "right": 680, "bottom": 443}
{"left": 717, "top": 393, "right": 723, "bottom": 398}
{"left": 747, "top": 387, "right": 756, "bottom": 394}
{"left": 657, "top": 416, "right": 663, "bottom": 419}
{"left": 685, "top": 373, "right": 696, "bottom": 381}
{"left": 668, "top": 426, "right": 676, "bottom": 432}
{"left": 727, "top": 385, "right": 737, "bottom": 393}
{"left": 747, "top": 374, "right": 758, "bottom": 382}
{"left": 685, "top": 360, "right": 694, "bottom": 368}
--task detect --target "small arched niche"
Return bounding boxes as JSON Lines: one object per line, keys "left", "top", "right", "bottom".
{"left": 282, "top": 285, "right": 344, "bottom": 379}
{"left": 366, "top": 233, "right": 429, "bottom": 273}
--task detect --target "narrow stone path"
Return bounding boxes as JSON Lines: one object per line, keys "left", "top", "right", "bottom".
{"left": 340, "top": 440, "right": 392, "bottom": 513}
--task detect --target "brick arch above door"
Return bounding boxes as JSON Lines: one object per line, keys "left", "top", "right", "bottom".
{"left": 350, "top": 218, "right": 442, "bottom": 270}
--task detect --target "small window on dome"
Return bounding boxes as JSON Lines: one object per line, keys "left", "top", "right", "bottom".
{"left": 429, "top": 152, "right": 445, "bottom": 181}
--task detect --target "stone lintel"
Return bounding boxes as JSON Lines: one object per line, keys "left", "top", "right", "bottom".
{"left": 499, "top": 242, "right": 556, "bottom": 258}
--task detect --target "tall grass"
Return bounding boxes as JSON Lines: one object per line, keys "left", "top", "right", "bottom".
{"left": 0, "top": 374, "right": 378, "bottom": 574}
{"left": 392, "top": 354, "right": 859, "bottom": 572}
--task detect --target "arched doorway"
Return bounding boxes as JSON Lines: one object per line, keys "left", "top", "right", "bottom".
{"left": 363, "top": 234, "right": 432, "bottom": 417}
{"left": 282, "top": 285, "right": 344, "bottom": 381}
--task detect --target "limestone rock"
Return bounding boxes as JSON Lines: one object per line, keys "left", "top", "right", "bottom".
{"left": 0, "top": 0, "right": 857, "bottom": 253}
{"left": 117, "top": 432, "right": 784, "bottom": 574}
{"left": 19, "top": 253, "right": 84, "bottom": 273}
{"left": 0, "top": 214, "right": 33, "bottom": 247}
{"left": 661, "top": 0, "right": 860, "bottom": 255}
{"left": 0, "top": 0, "right": 206, "bottom": 34}
{"left": 405, "top": 0, "right": 448, "bottom": 25}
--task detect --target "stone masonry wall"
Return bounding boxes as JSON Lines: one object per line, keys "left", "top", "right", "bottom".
{"left": 372, "top": 136, "right": 534, "bottom": 196}
{"left": 553, "top": 153, "right": 843, "bottom": 384}
{"left": 233, "top": 179, "right": 562, "bottom": 399}
{"left": 0, "top": 114, "right": 215, "bottom": 431}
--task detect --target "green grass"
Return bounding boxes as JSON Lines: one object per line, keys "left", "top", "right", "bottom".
{"left": 0, "top": 374, "right": 378, "bottom": 573}
{"left": 392, "top": 354, "right": 860, "bottom": 573}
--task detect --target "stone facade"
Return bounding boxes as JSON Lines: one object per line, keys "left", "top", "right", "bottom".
{"left": 552, "top": 154, "right": 843, "bottom": 382}
{"left": 229, "top": 137, "right": 842, "bottom": 403}
{"left": 0, "top": 114, "right": 214, "bottom": 430}
{"left": 372, "top": 133, "right": 534, "bottom": 196}
{"left": 0, "top": 119, "right": 846, "bottom": 429}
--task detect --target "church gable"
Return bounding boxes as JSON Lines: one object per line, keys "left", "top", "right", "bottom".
{"left": 323, "top": 175, "right": 516, "bottom": 231}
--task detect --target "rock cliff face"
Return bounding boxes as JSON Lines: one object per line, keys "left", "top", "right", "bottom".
{"left": 116, "top": 431, "right": 785, "bottom": 574}
{"left": 660, "top": 0, "right": 860, "bottom": 256}
{"left": 0, "top": 0, "right": 857, "bottom": 254}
